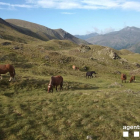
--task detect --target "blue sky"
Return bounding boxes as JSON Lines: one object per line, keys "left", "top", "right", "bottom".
{"left": 1, "top": 0, "right": 140, "bottom": 35}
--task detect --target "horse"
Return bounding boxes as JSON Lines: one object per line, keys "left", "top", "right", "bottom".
{"left": 130, "top": 76, "right": 135, "bottom": 83}
{"left": 0, "top": 64, "right": 16, "bottom": 81}
{"left": 121, "top": 73, "right": 127, "bottom": 83}
{"left": 86, "top": 71, "right": 97, "bottom": 78}
{"left": 72, "top": 65, "right": 79, "bottom": 70}
{"left": 48, "top": 75, "right": 63, "bottom": 93}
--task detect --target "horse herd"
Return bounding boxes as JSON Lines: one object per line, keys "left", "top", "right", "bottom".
{"left": 0, "top": 64, "right": 136, "bottom": 93}
{"left": 121, "top": 73, "right": 135, "bottom": 83}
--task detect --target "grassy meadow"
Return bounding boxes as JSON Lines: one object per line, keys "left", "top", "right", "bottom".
{"left": 0, "top": 38, "right": 140, "bottom": 140}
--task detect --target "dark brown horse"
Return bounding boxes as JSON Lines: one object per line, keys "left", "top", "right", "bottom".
{"left": 48, "top": 75, "right": 63, "bottom": 93}
{"left": 121, "top": 73, "right": 127, "bottom": 83}
{"left": 86, "top": 71, "right": 97, "bottom": 78}
{"left": 0, "top": 64, "right": 16, "bottom": 81}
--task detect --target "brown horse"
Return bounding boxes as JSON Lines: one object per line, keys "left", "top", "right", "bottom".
{"left": 130, "top": 76, "right": 135, "bottom": 83}
{"left": 48, "top": 75, "right": 63, "bottom": 93}
{"left": 0, "top": 64, "right": 16, "bottom": 81}
{"left": 72, "top": 65, "right": 79, "bottom": 70}
{"left": 121, "top": 73, "right": 127, "bottom": 83}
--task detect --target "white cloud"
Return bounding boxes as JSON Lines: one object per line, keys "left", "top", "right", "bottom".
{"left": 103, "top": 27, "right": 115, "bottom": 34}
{"left": 35, "top": 0, "right": 81, "bottom": 9}
{"left": 81, "top": 0, "right": 120, "bottom": 9}
{"left": 93, "top": 27, "right": 115, "bottom": 34}
{"left": 61, "top": 12, "right": 75, "bottom": 14}
{"left": 121, "top": 1, "right": 140, "bottom": 11}
{"left": 93, "top": 27, "right": 100, "bottom": 33}
{"left": 1, "top": 0, "right": 140, "bottom": 11}
{"left": 0, "top": 2, "right": 32, "bottom": 9}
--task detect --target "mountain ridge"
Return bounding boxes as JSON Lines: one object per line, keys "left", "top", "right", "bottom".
{"left": 74, "top": 33, "right": 99, "bottom": 40}
{"left": 85, "top": 26, "right": 140, "bottom": 52}
{"left": 5, "top": 18, "right": 89, "bottom": 45}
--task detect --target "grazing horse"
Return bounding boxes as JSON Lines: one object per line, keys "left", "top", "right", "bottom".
{"left": 86, "top": 71, "right": 97, "bottom": 78}
{"left": 130, "top": 76, "right": 135, "bottom": 83}
{"left": 0, "top": 64, "right": 15, "bottom": 81}
{"left": 121, "top": 73, "right": 127, "bottom": 83}
{"left": 72, "top": 65, "right": 79, "bottom": 70}
{"left": 48, "top": 75, "right": 63, "bottom": 93}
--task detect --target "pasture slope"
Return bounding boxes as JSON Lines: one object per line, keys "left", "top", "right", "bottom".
{"left": 1, "top": 36, "right": 140, "bottom": 140}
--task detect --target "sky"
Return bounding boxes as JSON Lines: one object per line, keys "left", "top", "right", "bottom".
{"left": 1, "top": 0, "right": 140, "bottom": 35}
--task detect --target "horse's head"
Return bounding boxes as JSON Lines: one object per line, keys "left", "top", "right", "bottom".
{"left": 48, "top": 84, "right": 53, "bottom": 93}
{"left": 91, "top": 71, "right": 96, "bottom": 74}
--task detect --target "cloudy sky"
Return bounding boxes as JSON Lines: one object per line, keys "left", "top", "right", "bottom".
{"left": 1, "top": 0, "right": 140, "bottom": 35}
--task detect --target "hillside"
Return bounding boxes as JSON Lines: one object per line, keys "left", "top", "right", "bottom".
{"left": 0, "top": 18, "right": 41, "bottom": 43}
{"left": 86, "top": 26, "right": 140, "bottom": 52}
{"left": 1, "top": 17, "right": 140, "bottom": 140}
{"left": 1, "top": 35, "right": 140, "bottom": 139}
{"left": 5, "top": 19, "right": 89, "bottom": 45}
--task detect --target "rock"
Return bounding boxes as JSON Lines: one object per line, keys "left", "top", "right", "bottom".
{"left": 79, "top": 44, "right": 91, "bottom": 53}
{"left": 109, "top": 50, "right": 120, "bottom": 59}
{"left": 98, "top": 47, "right": 120, "bottom": 59}
{"left": 44, "top": 55, "right": 50, "bottom": 60}
{"left": 112, "top": 71, "right": 121, "bottom": 75}
{"left": 13, "top": 46, "right": 20, "bottom": 50}
{"left": 86, "top": 135, "right": 93, "bottom": 140}
{"left": 132, "top": 62, "right": 140, "bottom": 68}
{"left": 108, "top": 82, "right": 123, "bottom": 88}
{"left": 130, "top": 68, "right": 140, "bottom": 75}
{"left": 2, "top": 42, "right": 11, "bottom": 45}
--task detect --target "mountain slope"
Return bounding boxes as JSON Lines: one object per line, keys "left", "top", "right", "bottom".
{"left": 0, "top": 18, "right": 41, "bottom": 43}
{"left": 6, "top": 19, "right": 89, "bottom": 45}
{"left": 55, "top": 28, "right": 90, "bottom": 44}
{"left": 75, "top": 33, "right": 99, "bottom": 40}
{"left": 86, "top": 27, "right": 140, "bottom": 52}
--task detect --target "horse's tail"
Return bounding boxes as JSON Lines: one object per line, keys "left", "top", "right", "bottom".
{"left": 13, "top": 67, "right": 16, "bottom": 76}
{"left": 60, "top": 78, "right": 63, "bottom": 90}
{"left": 61, "top": 77, "right": 63, "bottom": 87}
{"left": 12, "top": 65, "right": 16, "bottom": 76}
{"left": 61, "top": 78, "right": 63, "bottom": 86}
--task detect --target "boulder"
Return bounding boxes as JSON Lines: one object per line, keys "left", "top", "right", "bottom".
{"left": 79, "top": 44, "right": 91, "bottom": 53}
{"left": 98, "top": 47, "right": 121, "bottom": 59}
{"left": 109, "top": 50, "right": 120, "bottom": 59}
{"left": 2, "top": 42, "right": 11, "bottom": 45}
{"left": 132, "top": 62, "right": 140, "bottom": 68}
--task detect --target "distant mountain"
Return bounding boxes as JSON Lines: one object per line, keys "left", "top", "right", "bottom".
{"left": 86, "top": 27, "right": 140, "bottom": 52}
{"left": 128, "top": 42, "right": 140, "bottom": 53}
{"left": 75, "top": 33, "right": 99, "bottom": 40}
{"left": 5, "top": 19, "right": 89, "bottom": 45}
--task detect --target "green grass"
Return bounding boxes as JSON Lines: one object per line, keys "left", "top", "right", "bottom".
{"left": 1, "top": 37, "right": 140, "bottom": 140}
{"left": 1, "top": 79, "right": 140, "bottom": 140}
{"left": 1, "top": 73, "right": 140, "bottom": 140}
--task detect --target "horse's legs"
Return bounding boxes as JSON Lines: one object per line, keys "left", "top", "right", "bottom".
{"left": 9, "top": 76, "right": 12, "bottom": 81}
{"left": 60, "top": 84, "right": 63, "bottom": 91}
{"left": 0, "top": 74, "right": 2, "bottom": 80}
{"left": 56, "top": 86, "right": 57, "bottom": 91}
